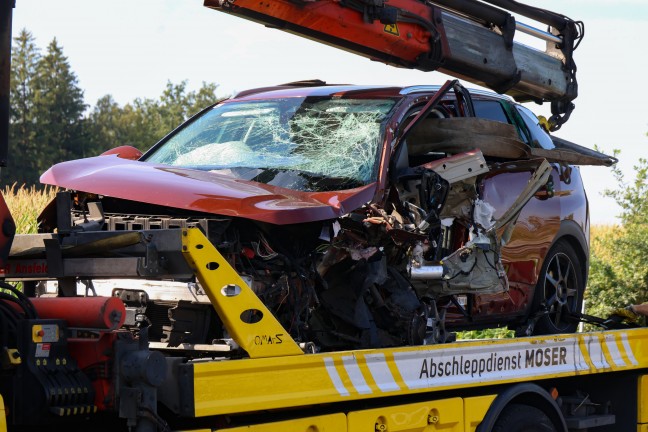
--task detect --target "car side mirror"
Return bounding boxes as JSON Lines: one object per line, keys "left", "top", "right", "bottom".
{"left": 100, "top": 145, "right": 143, "bottom": 161}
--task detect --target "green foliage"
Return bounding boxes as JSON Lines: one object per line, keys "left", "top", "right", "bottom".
{"left": 457, "top": 327, "right": 514, "bottom": 340}
{"left": 34, "top": 38, "right": 88, "bottom": 163}
{"left": 87, "top": 81, "right": 222, "bottom": 154}
{"left": 6, "top": 30, "right": 43, "bottom": 185}
{"left": 586, "top": 150, "right": 648, "bottom": 318}
{"left": 606, "top": 150, "right": 648, "bottom": 226}
{"left": 7, "top": 29, "right": 224, "bottom": 186}
{"left": 6, "top": 31, "right": 87, "bottom": 185}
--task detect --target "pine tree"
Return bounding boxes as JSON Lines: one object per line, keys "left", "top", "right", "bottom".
{"left": 6, "top": 30, "right": 222, "bottom": 185}
{"left": 7, "top": 34, "right": 87, "bottom": 185}
{"left": 5, "top": 29, "right": 41, "bottom": 185}
{"left": 33, "top": 37, "right": 86, "bottom": 170}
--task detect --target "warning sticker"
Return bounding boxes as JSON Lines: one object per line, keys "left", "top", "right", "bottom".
{"left": 36, "top": 343, "right": 51, "bottom": 358}
{"left": 384, "top": 23, "right": 399, "bottom": 36}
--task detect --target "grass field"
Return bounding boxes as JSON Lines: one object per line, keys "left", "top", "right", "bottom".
{"left": 3, "top": 184, "right": 57, "bottom": 234}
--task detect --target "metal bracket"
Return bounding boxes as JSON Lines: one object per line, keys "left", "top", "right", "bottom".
{"left": 181, "top": 228, "right": 303, "bottom": 358}
{"left": 501, "top": 14, "right": 515, "bottom": 49}
{"left": 490, "top": 69, "right": 522, "bottom": 95}
{"left": 137, "top": 235, "right": 161, "bottom": 277}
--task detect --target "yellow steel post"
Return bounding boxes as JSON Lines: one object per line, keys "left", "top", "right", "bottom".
{"left": 638, "top": 375, "right": 648, "bottom": 431}
{"left": 181, "top": 228, "right": 303, "bottom": 358}
{"left": 0, "top": 394, "right": 6, "bottom": 432}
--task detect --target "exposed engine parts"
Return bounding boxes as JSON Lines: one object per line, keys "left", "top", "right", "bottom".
{"left": 23, "top": 152, "right": 553, "bottom": 353}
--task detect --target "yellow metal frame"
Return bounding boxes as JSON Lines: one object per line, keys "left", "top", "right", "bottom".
{"left": 216, "top": 413, "right": 346, "bottom": 432}
{"left": 348, "top": 397, "right": 464, "bottom": 432}
{"left": 180, "top": 227, "right": 648, "bottom": 427}
{"left": 190, "top": 328, "right": 648, "bottom": 417}
{"left": 638, "top": 375, "right": 648, "bottom": 431}
{"left": 0, "top": 394, "right": 5, "bottom": 432}
{"left": 179, "top": 396, "right": 497, "bottom": 432}
{"left": 181, "top": 228, "right": 303, "bottom": 358}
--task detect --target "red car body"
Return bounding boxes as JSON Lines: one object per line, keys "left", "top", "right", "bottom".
{"left": 39, "top": 81, "right": 608, "bottom": 348}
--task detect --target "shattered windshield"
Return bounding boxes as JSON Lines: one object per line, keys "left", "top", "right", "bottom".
{"left": 144, "top": 97, "right": 396, "bottom": 191}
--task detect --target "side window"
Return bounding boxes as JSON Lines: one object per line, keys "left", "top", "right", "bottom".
{"left": 515, "top": 105, "right": 555, "bottom": 149}
{"left": 473, "top": 100, "right": 510, "bottom": 124}
{"left": 474, "top": 99, "right": 532, "bottom": 146}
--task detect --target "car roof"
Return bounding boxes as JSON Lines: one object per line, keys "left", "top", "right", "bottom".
{"left": 230, "top": 81, "right": 512, "bottom": 102}
{"left": 230, "top": 84, "right": 404, "bottom": 101}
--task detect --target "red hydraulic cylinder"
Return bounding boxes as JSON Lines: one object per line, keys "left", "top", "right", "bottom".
{"left": 30, "top": 296, "right": 126, "bottom": 329}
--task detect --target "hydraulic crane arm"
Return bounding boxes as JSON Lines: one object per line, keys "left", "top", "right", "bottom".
{"left": 204, "top": 0, "right": 583, "bottom": 130}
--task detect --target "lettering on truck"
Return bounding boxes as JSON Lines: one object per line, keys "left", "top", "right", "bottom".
{"left": 324, "top": 333, "right": 640, "bottom": 397}
{"left": 390, "top": 339, "right": 595, "bottom": 391}
{"left": 418, "top": 347, "right": 567, "bottom": 379}
{"left": 5, "top": 261, "right": 49, "bottom": 276}
{"left": 525, "top": 347, "right": 568, "bottom": 368}
{"left": 253, "top": 334, "right": 284, "bottom": 345}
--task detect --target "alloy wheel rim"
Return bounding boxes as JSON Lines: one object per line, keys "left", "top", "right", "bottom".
{"left": 543, "top": 252, "right": 578, "bottom": 330}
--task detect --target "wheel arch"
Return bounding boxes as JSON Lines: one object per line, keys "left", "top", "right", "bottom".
{"left": 551, "top": 219, "right": 589, "bottom": 285}
{"left": 476, "top": 383, "right": 567, "bottom": 432}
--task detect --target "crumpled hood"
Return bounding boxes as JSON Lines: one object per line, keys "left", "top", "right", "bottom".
{"left": 40, "top": 155, "right": 377, "bottom": 225}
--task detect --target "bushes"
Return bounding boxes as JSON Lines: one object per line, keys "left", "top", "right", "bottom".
{"left": 585, "top": 156, "right": 648, "bottom": 318}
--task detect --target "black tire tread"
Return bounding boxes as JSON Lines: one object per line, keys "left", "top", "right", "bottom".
{"left": 491, "top": 403, "right": 557, "bottom": 432}
{"left": 532, "top": 240, "right": 584, "bottom": 335}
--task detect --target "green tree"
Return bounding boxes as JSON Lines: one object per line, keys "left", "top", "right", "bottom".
{"left": 6, "top": 33, "right": 87, "bottom": 186}
{"left": 85, "top": 94, "right": 149, "bottom": 154}
{"left": 87, "top": 81, "right": 222, "bottom": 154}
{"left": 7, "top": 29, "right": 223, "bottom": 183}
{"left": 139, "top": 80, "right": 221, "bottom": 142}
{"left": 33, "top": 38, "right": 87, "bottom": 165}
{"left": 586, "top": 149, "right": 648, "bottom": 317}
{"left": 5, "top": 29, "right": 41, "bottom": 185}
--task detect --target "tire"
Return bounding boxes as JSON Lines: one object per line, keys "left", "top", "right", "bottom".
{"left": 532, "top": 240, "right": 584, "bottom": 335}
{"left": 492, "top": 404, "right": 557, "bottom": 432}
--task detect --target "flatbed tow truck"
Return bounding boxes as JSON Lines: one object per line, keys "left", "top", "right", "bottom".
{"left": 1, "top": 1, "right": 647, "bottom": 432}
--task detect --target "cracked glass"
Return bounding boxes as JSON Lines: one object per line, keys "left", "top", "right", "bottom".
{"left": 144, "top": 97, "right": 396, "bottom": 192}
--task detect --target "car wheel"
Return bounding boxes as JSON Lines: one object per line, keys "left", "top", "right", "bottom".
{"left": 532, "top": 240, "right": 584, "bottom": 335}
{"left": 491, "top": 404, "right": 557, "bottom": 432}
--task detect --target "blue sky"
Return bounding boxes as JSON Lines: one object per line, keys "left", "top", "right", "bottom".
{"left": 11, "top": 0, "right": 648, "bottom": 224}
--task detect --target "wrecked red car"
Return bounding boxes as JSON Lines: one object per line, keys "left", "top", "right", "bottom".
{"left": 38, "top": 80, "right": 614, "bottom": 349}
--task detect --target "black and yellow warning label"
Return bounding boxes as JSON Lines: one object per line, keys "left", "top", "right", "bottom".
{"left": 384, "top": 23, "right": 399, "bottom": 36}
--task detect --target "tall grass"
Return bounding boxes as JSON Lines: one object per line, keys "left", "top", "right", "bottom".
{"left": 3, "top": 184, "right": 57, "bottom": 234}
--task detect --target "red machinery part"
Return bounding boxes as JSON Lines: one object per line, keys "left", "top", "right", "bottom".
{"left": 68, "top": 332, "right": 120, "bottom": 412}
{"left": 30, "top": 296, "right": 126, "bottom": 329}
{"left": 204, "top": 0, "right": 437, "bottom": 69}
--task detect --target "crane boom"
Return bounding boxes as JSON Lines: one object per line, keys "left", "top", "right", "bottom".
{"left": 204, "top": 0, "right": 583, "bottom": 130}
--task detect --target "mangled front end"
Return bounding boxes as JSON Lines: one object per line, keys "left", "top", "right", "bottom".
{"left": 32, "top": 88, "right": 565, "bottom": 352}
{"left": 33, "top": 145, "right": 551, "bottom": 351}
{"left": 312, "top": 145, "right": 552, "bottom": 347}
